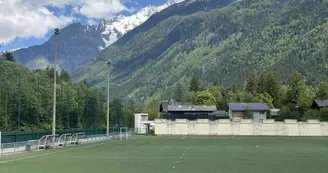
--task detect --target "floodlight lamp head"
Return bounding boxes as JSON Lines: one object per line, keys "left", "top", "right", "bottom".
{"left": 54, "top": 28, "right": 60, "bottom": 35}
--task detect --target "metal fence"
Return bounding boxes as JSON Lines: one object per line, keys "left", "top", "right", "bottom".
{"left": 1, "top": 129, "right": 107, "bottom": 144}
{"left": 0, "top": 128, "right": 136, "bottom": 156}
{"left": 1, "top": 140, "right": 38, "bottom": 156}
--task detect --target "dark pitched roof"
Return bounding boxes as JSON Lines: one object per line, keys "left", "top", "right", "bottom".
{"left": 210, "top": 111, "right": 229, "bottom": 118}
{"left": 228, "top": 103, "right": 269, "bottom": 111}
{"left": 167, "top": 105, "right": 217, "bottom": 112}
{"left": 312, "top": 100, "right": 328, "bottom": 107}
{"left": 169, "top": 102, "right": 192, "bottom": 106}
{"left": 160, "top": 102, "right": 192, "bottom": 112}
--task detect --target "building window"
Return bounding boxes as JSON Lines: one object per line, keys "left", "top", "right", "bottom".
{"left": 141, "top": 116, "right": 147, "bottom": 121}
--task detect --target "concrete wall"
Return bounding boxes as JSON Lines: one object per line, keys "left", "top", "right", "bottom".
{"left": 155, "top": 119, "right": 328, "bottom": 136}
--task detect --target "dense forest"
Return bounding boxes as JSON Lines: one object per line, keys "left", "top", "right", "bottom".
{"left": 1, "top": 51, "right": 328, "bottom": 134}
{"left": 75, "top": 0, "right": 328, "bottom": 105}
{"left": 169, "top": 72, "right": 328, "bottom": 121}
{"left": 0, "top": 54, "right": 142, "bottom": 132}
{"left": 4, "top": 0, "right": 328, "bottom": 132}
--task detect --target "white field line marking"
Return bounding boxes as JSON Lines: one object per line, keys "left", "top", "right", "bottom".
{"left": 0, "top": 142, "right": 106, "bottom": 164}
{"left": 172, "top": 135, "right": 188, "bottom": 169}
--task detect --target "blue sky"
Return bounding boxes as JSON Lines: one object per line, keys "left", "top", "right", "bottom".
{"left": 0, "top": 0, "right": 168, "bottom": 52}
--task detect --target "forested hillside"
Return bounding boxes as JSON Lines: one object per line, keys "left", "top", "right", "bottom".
{"left": 0, "top": 56, "right": 138, "bottom": 132}
{"left": 180, "top": 72, "right": 328, "bottom": 121}
{"left": 75, "top": 0, "right": 328, "bottom": 104}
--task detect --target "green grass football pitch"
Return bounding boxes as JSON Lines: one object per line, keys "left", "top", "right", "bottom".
{"left": 1, "top": 136, "right": 328, "bottom": 173}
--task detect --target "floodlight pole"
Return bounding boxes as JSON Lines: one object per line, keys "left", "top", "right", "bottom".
{"left": 18, "top": 71, "right": 21, "bottom": 130}
{"left": 106, "top": 60, "right": 111, "bottom": 138}
{"left": 52, "top": 28, "right": 60, "bottom": 136}
{"left": 0, "top": 80, "right": 2, "bottom": 121}
{"left": 0, "top": 80, "right": 2, "bottom": 132}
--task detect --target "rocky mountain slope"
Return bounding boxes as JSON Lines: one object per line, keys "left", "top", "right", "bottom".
{"left": 75, "top": 0, "right": 328, "bottom": 103}
{"left": 12, "top": 0, "right": 184, "bottom": 71}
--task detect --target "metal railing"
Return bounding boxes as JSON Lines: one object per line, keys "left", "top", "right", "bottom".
{"left": 1, "top": 129, "right": 107, "bottom": 144}
{"left": 1, "top": 140, "right": 38, "bottom": 156}
{"left": 0, "top": 130, "right": 135, "bottom": 157}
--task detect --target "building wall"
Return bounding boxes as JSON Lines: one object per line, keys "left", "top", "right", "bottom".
{"left": 154, "top": 119, "right": 167, "bottom": 135}
{"left": 134, "top": 113, "right": 149, "bottom": 134}
{"left": 232, "top": 112, "right": 244, "bottom": 117}
{"left": 231, "top": 111, "right": 267, "bottom": 120}
{"left": 175, "top": 119, "right": 188, "bottom": 135}
{"left": 195, "top": 119, "right": 210, "bottom": 135}
{"left": 253, "top": 112, "right": 267, "bottom": 121}
{"left": 155, "top": 119, "right": 328, "bottom": 136}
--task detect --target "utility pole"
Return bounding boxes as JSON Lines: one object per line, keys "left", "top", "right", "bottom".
{"left": 0, "top": 80, "right": 2, "bottom": 130}
{"left": 66, "top": 85, "right": 69, "bottom": 129}
{"left": 37, "top": 74, "right": 40, "bottom": 137}
{"left": 52, "top": 28, "right": 60, "bottom": 136}
{"left": 60, "top": 82, "right": 63, "bottom": 131}
{"left": 37, "top": 75, "right": 40, "bottom": 128}
{"left": 106, "top": 60, "right": 111, "bottom": 138}
{"left": 5, "top": 91, "right": 7, "bottom": 132}
{"left": 18, "top": 71, "right": 21, "bottom": 131}
{"left": 77, "top": 88, "right": 80, "bottom": 128}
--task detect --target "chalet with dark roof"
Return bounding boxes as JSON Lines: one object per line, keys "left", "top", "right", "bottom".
{"left": 160, "top": 102, "right": 225, "bottom": 120}
{"left": 311, "top": 100, "right": 328, "bottom": 109}
{"left": 228, "top": 103, "right": 269, "bottom": 120}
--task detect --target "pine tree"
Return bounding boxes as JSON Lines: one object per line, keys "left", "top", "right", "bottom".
{"left": 246, "top": 72, "right": 258, "bottom": 94}
{"left": 257, "top": 73, "right": 267, "bottom": 94}
{"left": 189, "top": 76, "right": 200, "bottom": 92}
{"left": 173, "top": 83, "right": 184, "bottom": 102}
{"left": 286, "top": 72, "right": 305, "bottom": 104}
{"left": 266, "top": 72, "right": 280, "bottom": 107}
{"left": 3, "top": 52, "right": 15, "bottom": 62}
{"left": 209, "top": 84, "right": 223, "bottom": 106}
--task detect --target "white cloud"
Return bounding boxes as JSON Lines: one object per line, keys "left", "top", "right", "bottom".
{"left": 79, "top": 0, "right": 127, "bottom": 19}
{"left": 23, "top": 0, "right": 129, "bottom": 18}
{"left": 0, "top": 0, "right": 128, "bottom": 44}
{"left": 87, "top": 19, "right": 98, "bottom": 26}
{"left": 0, "top": 0, "right": 74, "bottom": 44}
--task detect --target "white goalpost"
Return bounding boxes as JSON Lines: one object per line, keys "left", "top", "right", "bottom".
{"left": 254, "top": 126, "right": 289, "bottom": 136}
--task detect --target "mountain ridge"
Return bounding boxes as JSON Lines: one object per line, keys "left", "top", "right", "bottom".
{"left": 75, "top": 0, "right": 328, "bottom": 104}
{"left": 12, "top": 0, "right": 184, "bottom": 71}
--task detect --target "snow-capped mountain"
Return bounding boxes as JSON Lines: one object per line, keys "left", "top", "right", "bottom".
{"left": 12, "top": 0, "right": 184, "bottom": 71}
{"left": 99, "top": 0, "right": 186, "bottom": 48}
